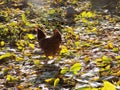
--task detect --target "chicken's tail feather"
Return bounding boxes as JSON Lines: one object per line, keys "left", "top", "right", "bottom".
{"left": 37, "top": 28, "right": 46, "bottom": 41}
{"left": 53, "top": 29, "right": 62, "bottom": 43}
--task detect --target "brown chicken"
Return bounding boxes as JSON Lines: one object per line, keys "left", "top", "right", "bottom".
{"left": 37, "top": 28, "right": 62, "bottom": 57}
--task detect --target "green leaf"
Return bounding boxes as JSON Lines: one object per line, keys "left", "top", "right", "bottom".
{"left": 60, "top": 67, "right": 68, "bottom": 74}
{"left": 9, "top": 21, "right": 17, "bottom": 26}
{"left": 21, "top": 13, "right": 27, "bottom": 23}
{"left": 54, "top": 78, "right": 60, "bottom": 87}
{"left": 101, "top": 81, "right": 116, "bottom": 90}
{"left": 48, "top": 9, "right": 55, "bottom": 15}
{"left": 6, "top": 75, "right": 17, "bottom": 82}
{"left": 113, "top": 48, "right": 119, "bottom": 53}
{"left": 102, "top": 55, "right": 112, "bottom": 61}
{"left": 0, "top": 24, "right": 6, "bottom": 28}
{"left": 70, "top": 63, "right": 81, "bottom": 74}
{"left": 75, "top": 41, "right": 80, "bottom": 47}
{"left": 115, "top": 56, "right": 120, "bottom": 60}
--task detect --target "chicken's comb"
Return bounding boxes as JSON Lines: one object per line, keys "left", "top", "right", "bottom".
{"left": 53, "top": 29, "right": 61, "bottom": 34}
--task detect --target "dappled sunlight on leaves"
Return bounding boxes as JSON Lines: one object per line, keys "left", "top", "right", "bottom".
{"left": 0, "top": 0, "right": 120, "bottom": 89}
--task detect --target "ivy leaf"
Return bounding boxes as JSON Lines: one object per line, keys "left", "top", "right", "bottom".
{"left": 70, "top": 63, "right": 81, "bottom": 74}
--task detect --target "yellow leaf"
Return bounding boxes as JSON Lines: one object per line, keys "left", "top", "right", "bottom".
{"left": 17, "top": 85, "right": 24, "bottom": 90}
{"left": 84, "top": 56, "right": 90, "bottom": 62}
{"left": 0, "top": 1, "right": 4, "bottom": 5}
{"left": 48, "top": 56, "right": 53, "bottom": 59}
{"left": 92, "top": 88, "right": 99, "bottom": 90}
{"left": 34, "top": 60, "right": 40, "bottom": 65}
{"left": 45, "top": 78, "right": 54, "bottom": 83}
{"left": 113, "top": 48, "right": 119, "bottom": 53}
{"left": 21, "top": 13, "right": 27, "bottom": 23}
{"left": 9, "top": 21, "right": 17, "bottom": 26}
{"left": 102, "top": 55, "right": 112, "bottom": 61}
{"left": 6, "top": 75, "right": 12, "bottom": 81}
{"left": 81, "top": 11, "right": 87, "bottom": 17}
{"left": 0, "top": 41, "right": 5, "bottom": 46}
{"left": 66, "top": 27, "right": 73, "bottom": 33}
{"left": 105, "top": 65, "right": 110, "bottom": 70}
{"left": 95, "top": 58, "right": 102, "bottom": 62}
{"left": 18, "top": 46, "right": 23, "bottom": 50}
{"left": 70, "top": 63, "right": 81, "bottom": 74}
{"left": 107, "top": 42, "right": 114, "bottom": 49}
{"left": 75, "top": 41, "right": 80, "bottom": 47}
{"left": 54, "top": 78, "right": 60, "bottom": 87}
{"left": 82, "top": 18, "right": 88, "bottom": 23}
{"left": 60, "top": 67, "right": 68, "bottom": 74}
{"left": 91, "top": 27, "right": 98, "bottom": 33}
{"left": 0, "top": 53, "right": 15, "bottom": 60}
{"left": 60, "top": 46, "right": 69, "bottom": 55}
{"left": 115, "top": 56, "right": 120, "bottom": 60}
{"left": 87, "top": 12, "right": 93, "bottom": 18}
{"left": 16, "top": 57, "right": 24, "bottom": 61}
{"left": 6, "top": 75, "right": 17, "bottom": 81}
{"left": 29, "top": 43, "right": 34, "bottom": 49}
{"left": 48, "top": 9, "right": 55, "bottom": 15}
{"left": 75, "top": 87, "right": 91, "bottom": 90}
{"left": 27, "top": 34, "right": 35, "bottom": 40}
{"left": 102, "top": 81, "right": 116, "bottom": 90}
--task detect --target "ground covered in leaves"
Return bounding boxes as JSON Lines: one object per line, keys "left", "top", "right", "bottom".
{"left": 0, "top": 0, "right": 120, "bottom": 90}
